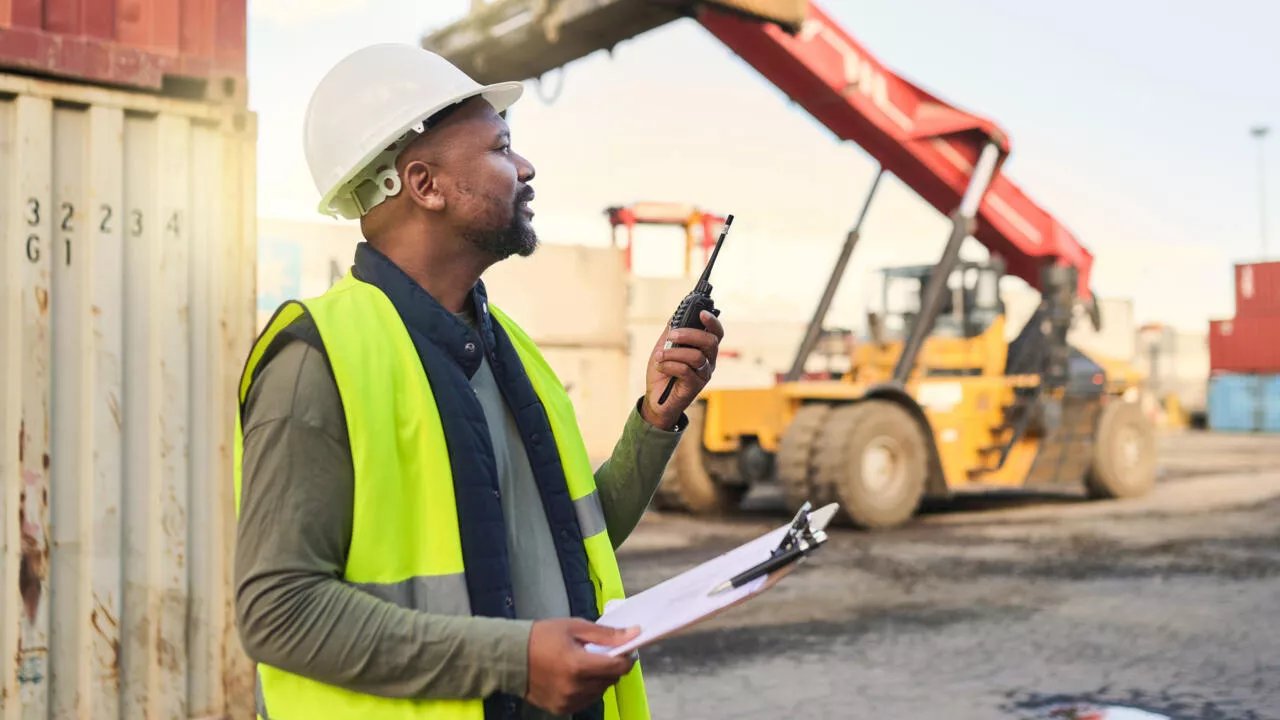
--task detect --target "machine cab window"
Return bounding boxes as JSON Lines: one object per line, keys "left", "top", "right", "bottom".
{"left": 869, "top": 259, "right": 1006, "bottom": 342}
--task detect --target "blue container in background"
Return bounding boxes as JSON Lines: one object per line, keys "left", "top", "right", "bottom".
{"left": 1207, "top": 373, "right": 1280, "bottom": 432}
{"left": 1208, "top": 374, "right": 1259, "bottom": 431}
{"left": 1262, "top": 376, "right": 1280, "bottom": 433}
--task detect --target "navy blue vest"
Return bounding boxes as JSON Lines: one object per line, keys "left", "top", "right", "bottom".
{"left": 263, "top": 243, "right": 604, "bottom": 720}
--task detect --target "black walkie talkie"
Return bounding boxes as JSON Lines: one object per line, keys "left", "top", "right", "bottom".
{"left": 657, "top": 213, "right": 734, "bottom": 405}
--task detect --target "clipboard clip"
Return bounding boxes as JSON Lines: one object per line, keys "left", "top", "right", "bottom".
{"left": 707, "top": 501, "right": 829, "bottom": 596}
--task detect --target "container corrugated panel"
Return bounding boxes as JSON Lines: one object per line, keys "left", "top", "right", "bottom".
{"left": 0, "top": 0, "right": 246, "bottom": 102}
{"left": 1207, "top": 374, "right": 1260, "bottom": 431}
{"left": 1206, "top": 373, "right": 1280, "bottom": 433}
{"left": 1234, "top": 261, "right": 1280, "bottom": 317}
{"left": 0, "top": 72, "right": 257, "bottom": 718}
{"left": 1262, "top": 376, "right": 1280, "bottom": 433}
{"left": 1209, "top": 316, "right": 1280, "bottom": 373}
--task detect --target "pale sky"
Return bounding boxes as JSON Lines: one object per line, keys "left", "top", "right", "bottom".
{"left": 246, "top": 0, "right": 1279, "bottom": 334}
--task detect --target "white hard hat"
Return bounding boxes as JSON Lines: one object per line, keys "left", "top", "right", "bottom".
{"left": 303, "top": 43, "right": 524, "bottom": 220}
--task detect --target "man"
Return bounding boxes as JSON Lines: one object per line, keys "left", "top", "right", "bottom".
{"left": 232, "top": 44, "right": 725, "bottom": 720}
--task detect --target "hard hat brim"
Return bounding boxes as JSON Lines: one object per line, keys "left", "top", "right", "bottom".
{"left": 317, "top": 79, "right": 525, "bottom": 220}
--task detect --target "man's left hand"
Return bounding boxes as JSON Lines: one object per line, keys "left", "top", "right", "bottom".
{"left": 640, "top": 310, "right": 725, "bottom": 429}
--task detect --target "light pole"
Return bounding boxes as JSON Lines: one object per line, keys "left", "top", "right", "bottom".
{"left": 1252, "top": 125, "right": 1270, "bottom": 260}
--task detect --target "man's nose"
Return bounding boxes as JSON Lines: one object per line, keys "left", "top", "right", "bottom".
{"left": 516, "top": 154, "right": 535, "bottom": 183}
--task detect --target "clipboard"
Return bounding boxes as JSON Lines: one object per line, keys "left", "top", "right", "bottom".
{"left": 585, "top": 502, "right": 839, "bottom": 657}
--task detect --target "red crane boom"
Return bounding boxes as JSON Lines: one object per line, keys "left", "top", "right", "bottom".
{"left": 423, "top": 0, "right": 1094, "bottom": 299}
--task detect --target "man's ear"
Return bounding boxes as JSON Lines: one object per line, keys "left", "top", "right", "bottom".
{"left": 402, "top": 159, "right": 445, "bottom": 212}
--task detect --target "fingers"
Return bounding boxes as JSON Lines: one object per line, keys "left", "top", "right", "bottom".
{"left": 657, "top": 347, "right": 711, "bottom": 376}
{"left": 575, "top": 650, "right": 637, "bottom": 681}
{"left": 698, "top": 310, "right": 725, "bottom": 339}
{"left": 660, "top": 361, "right": 711, "bottom": 389}
{"left": 665, "top": 326, "right": 720, "bottom": 353}
{"left": 567, "top": 621, "right": 640, "bottom": 679}
{"left": 666, "top": 311, "right": 724, "bottom": 363}
{"left": 569, "top": 620, "right": 640, "bottom": 647}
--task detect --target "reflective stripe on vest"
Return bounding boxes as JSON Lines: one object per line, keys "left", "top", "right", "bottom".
{"left": 232, "top": 274, "right": 650, "bottom": 720}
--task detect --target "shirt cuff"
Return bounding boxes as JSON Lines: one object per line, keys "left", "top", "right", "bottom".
{"left": 477, "top": 617, "right": 535, "bottom": 698}
{"left": 632, "top": 396, "right": 688, "bottom": 434}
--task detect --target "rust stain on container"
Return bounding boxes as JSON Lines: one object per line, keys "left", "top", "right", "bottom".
{"left": 41, "top": 452, "right": 49, "bottom": 470}
{"left": 19, "top": 418, "right": 25, "bottom": 462}
{"left": 18, "top": 499, "right": 48, "bottom": 625}
{"left": 35, "top": 285, "right": 49, "bottom": 313}
{"left": 222, "top": 598, "right": 257, "bottom": 718}
{"left": 90, "top": 599, "right": 121, "bottom": 679}
{"left": 107, "top": 391, "right": 122, "bottom": 429}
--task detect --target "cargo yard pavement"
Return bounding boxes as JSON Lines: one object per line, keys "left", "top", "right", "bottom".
{"left": 618, "top": 430, "right": 1280, "bottom": 719}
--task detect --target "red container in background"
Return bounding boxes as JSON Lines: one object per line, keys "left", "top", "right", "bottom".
{"left": 1235, "top": 261, "right": 1280, "bottom": 317}
{"left": 0, "top": 0, "right": 245, "bottom": 102}
{"left": 1209, "top": 316, "right": 1280, "bottom": 373}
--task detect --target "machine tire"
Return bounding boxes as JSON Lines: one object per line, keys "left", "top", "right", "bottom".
{"left": 813, "top": 400, "right": 928, "bottom": 530}
{"left": 654, "top": 401, "right": 747, "bottom": 515}
{"left": 776, "top": 403, "right": 833, "bottom": 513}
{"left": 1084, "top": 399, "right": 1157, "bottom": 500}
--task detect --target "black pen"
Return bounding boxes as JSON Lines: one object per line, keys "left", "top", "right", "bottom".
{"left": 707, "top": 545, "right": 806, "bottom": 596}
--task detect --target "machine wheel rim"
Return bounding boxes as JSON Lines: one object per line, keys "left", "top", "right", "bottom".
{"left": 861, "top": 436, "right": 902, "bottom": 494}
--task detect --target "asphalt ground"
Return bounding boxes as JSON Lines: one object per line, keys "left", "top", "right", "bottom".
{"left": 616, "top": 430, "right": 1280, "bottom": 719}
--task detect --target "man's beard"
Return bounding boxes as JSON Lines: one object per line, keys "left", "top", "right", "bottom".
{"left": 463, "top": 193, "right": 538, "bottom": 260}
{"left": 463, "top": 215, "right": 537, "bottom": 259}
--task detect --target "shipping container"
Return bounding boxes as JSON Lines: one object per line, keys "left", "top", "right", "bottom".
{"left": 1209, "top": 315, "right": 1280, "bottom": 373}
{"left": 0, "top": 72, "right": 257, "bottom": 718}
{"left": 0, "top": 0, "right": 247, "bottom": 102}
{"left": 539, "top": 346, "right": 630, "bottom": 466}
{"left": 481, "top": 243, "right": 629, "bottom": 351}
{"left": 1235, "top": 261, "right": 1280, "bottom": 317}
{"left": 1207, "top": 373, "right": 1280, "bottom": 433}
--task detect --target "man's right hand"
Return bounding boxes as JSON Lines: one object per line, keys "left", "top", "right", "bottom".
{"left": 525, "top": 618, "right": 641, "bottom": 715}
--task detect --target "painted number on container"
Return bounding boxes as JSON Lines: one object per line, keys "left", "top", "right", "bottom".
{"left": 25, "top": 197, "right": 40, "bottom": 263}
{"left": 130, "top": 210, "right": 143, "bottom": 237}
{"left": 100, "top": 205, "right": 113, "bottom": 234}
{"left": 61, "top": 202, "right": 74, "bottom": 265}
{"left": 166, "top": 211, "right": 180, "bottom": 237}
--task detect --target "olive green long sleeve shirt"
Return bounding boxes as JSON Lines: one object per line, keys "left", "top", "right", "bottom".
{"left": 234, "top": 325, "right": 682, "bottom": 712}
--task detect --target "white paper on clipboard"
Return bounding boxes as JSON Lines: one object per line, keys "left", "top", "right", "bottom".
{"left": 584, "top": 503, "right": 839, "bottom": 657}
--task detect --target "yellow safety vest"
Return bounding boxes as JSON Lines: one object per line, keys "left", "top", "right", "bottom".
{"left": 233, "top": 273, "right": 650, "bottom": 720}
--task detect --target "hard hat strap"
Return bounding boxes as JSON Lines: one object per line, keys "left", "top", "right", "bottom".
{"left": 350, "top": 167, "right": 404, "bottom": 216}
{"left": 337, "top": 101, "right": 465, "bottom": 217}
{"left": 346, "top": 123, "right": 426, "bottom": 216}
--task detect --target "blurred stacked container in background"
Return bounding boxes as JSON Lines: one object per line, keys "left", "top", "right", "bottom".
{"left": 1208, "top": 261, "right": 1280, "bottom": 432}
{"left": 0, "top": 1, "right": 258, "bottom": 718}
